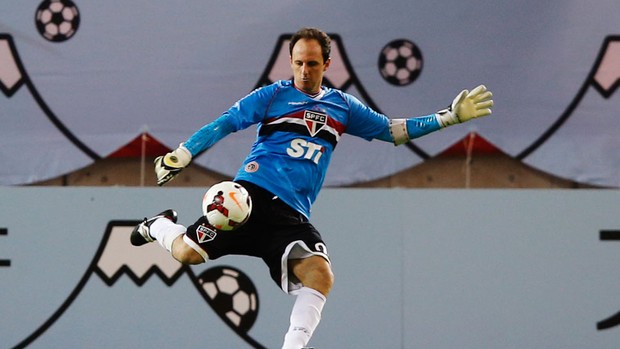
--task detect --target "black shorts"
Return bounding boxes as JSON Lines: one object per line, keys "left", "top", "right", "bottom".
{"left": 183, "top": 180, "right": 330, "bottom": 293}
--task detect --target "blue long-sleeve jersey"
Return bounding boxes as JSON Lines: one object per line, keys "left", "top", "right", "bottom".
{"left": 184, "top": 80, "right": 441, "bottom": 218}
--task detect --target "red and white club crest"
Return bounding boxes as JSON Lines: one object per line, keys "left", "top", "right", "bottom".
{"left": 303, "top": 110, "right": 327, "bottom": 137}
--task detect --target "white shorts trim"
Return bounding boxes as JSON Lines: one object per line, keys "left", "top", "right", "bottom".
{"left": 280, "top": 240, "right": 330, "bottom": 295}
{"left": 182, "top": 234, "right": 210, "bottom": 262}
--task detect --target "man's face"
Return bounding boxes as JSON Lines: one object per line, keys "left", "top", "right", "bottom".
{"left": 290, "top": 38, "right": 331, "bottom": 94}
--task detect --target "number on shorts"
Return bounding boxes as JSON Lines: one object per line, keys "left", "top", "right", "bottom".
{"left": 315, "top": 242, "right": 328, "bottom": 255}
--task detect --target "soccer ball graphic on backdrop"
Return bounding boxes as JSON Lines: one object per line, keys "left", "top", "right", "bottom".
{"left": 198, "top": 266, "right": 259, "bottom": 332}
{"left": 35, "top": 0, "right": 80, "bottom": 42}
{"left": 202, "top": 181, "right": 252, "bottom": 231}
{"left": 378, "top": 39, "right": 423, "bottom": 86}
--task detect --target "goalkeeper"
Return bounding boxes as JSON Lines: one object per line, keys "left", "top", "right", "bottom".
{"left": 130, "top": 27, "right": 493, "bottom": 349}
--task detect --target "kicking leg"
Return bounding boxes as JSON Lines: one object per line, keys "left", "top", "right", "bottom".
{"left": 130, "top": 209, "right": 204, "bottom": 265}
{"left": 282, "top": 256, "right": 334, "bottom": 349}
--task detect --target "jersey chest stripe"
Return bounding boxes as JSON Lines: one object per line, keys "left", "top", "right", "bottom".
{"left": 259, "top": 121, "right": 339, "bottom": 148}
{"left": 265, "top": 117, "right": 342, "bottom": 137}
{"left": 264, "top": 111, "right": 346, "bottom": 135}
{"left": 325, "top": 117, "right": 346, "bottom": 136}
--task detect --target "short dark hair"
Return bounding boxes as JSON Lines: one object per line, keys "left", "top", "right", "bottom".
{"left": 289, "top": 27, "right": 331, "bottom": 63}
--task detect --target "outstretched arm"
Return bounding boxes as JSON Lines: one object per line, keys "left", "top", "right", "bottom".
{"left": 155, "top": 114, "right": 236, "bottom": 186}
{"left": 435, "top": 85, "right": 494, "bottom": 127}
{"left": 389, "top": 85, "right": 494, "bottom": 145}
{"left": 154, "top": 82, "right": 278, "bottom": 186}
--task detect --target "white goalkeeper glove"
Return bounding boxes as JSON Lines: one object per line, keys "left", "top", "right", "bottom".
{"left": 154, "top": 144, "right": 192, "bottom": 186}
{"left": 436, "top": 85, "right": 494, "bottom": 127}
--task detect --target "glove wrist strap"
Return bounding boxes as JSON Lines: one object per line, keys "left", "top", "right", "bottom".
{"left": 164, "top": 144, "right": 192, "bottom": 167}
{"left": 435, "top": 108, "right": 461, "bottom": 128}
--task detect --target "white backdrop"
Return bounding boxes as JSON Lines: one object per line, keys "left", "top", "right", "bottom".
{"left": 1, "top": 1, "right": 620, "bottom": 186}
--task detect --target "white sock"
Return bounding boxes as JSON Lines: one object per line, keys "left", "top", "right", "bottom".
{"left": 282, "top": 287, "right": 326, "bottom": 349}
{"left": 149, "top": 218, "right": 185, "bottom": 252}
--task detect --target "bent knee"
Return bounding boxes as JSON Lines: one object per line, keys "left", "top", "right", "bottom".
{"left": 292, "top": 256, "right": 335, "bottom": 296}
{"left": 310, "top": 262, "right": 334, "bottom": 296}
{"left": 314, "top": 261, "right": 335, "bottom": 288}
{"left": 171, "top": 236, "right": 205, "bottom": 265}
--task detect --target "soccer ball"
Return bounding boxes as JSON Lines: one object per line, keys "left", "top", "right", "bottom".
{"left": 35, "top": 0, "right": 80, "bottom": 43}
{"left": 202, "top": 181, "right": 252, "bottom": 231}
{"left": 378, "top": 39, "right": 423, "bottom": 86}
{"left": 198, "top": 266, "right": 259, "bottom": 332}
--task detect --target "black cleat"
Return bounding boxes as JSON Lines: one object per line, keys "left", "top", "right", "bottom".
{"left": 130, "top": 209, "right": 178, "bottom": 246}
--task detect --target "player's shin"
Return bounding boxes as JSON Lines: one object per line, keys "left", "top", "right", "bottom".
{"left": 282, "top": 287, "right": 326, "bottom": 349}
{"left": 149, "top": 218, "right": 186, "bottom": 252}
